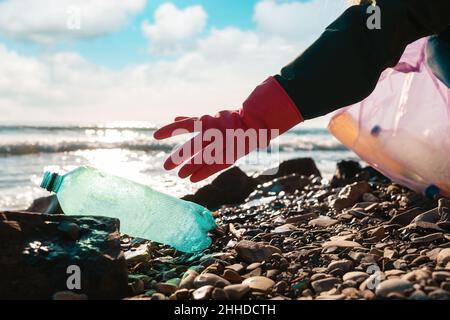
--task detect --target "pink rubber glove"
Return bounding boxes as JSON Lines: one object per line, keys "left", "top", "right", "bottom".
{"left": 153, "top": 76, "right": 304, "bottom": 182}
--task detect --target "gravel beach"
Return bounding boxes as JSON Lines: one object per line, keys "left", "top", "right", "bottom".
{"left": 122, "top": 159, "right": 450, "bottom": 301}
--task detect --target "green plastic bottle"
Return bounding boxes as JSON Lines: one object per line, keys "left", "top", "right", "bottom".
{"left": 40, "top": 166, "right": 216, "bottom": 253}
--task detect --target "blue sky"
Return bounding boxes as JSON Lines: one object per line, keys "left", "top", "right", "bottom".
{"left": 1, "top": 0, "right": 259, "bottom": 69}
{"left": 0, "top": 0, "right": 346, "bottom": 124}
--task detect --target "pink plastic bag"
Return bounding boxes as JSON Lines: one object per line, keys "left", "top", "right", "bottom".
{"left": 328, "top": 38, "right": 450, "bottom": 197}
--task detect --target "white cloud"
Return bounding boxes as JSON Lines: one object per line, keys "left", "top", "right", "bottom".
{"left": 0, "top": 0, "right": 146, "bottom": 44}
{"left": 142, "top": 3, "right": 207, "bottom": 55}
{"left": 254, "top": 0, "right": 346, "bottom": 42}
{"left": 0, "top": 1, "right": 345, "bottom": 124}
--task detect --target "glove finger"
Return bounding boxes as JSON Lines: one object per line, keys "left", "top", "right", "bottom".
{"left": 153, "top": 118, "right": 197, "bottom": 140}
{"left": 163, "top": 134, "right": 212, "bottom": 170}
{"left": 178, "top": 144, "right": 227, "bottom": 179}
{"left": 174, "top": 116, "right": 191, "bottom": 122}
{"left": 190, "top": 163, "right": 233, "bottom": 183}
{"left": 178, "top": 154, "right": 204, "bottom": 178}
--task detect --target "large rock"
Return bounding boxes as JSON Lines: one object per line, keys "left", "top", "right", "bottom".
{"left": 331, "top": 160, "right": 390, "bottom": 187}
{"left": 255, "top": 158, "right": 321, "bottom": 183}
{"left": 330, "top": 160, "right": 362, "bottom": 187}
{"left": 182, "top": 167, "right": 258, "bottom": 210}
{"left": 246, "top": 174, "right": 311, "bottom": 201}
{"left": 331, "top": 181, "right": 371, "bottom": 211}
{"left": 26, "top": 195, "right": 64, "bottom": 214}
{"left": 0, "top": 211, "right": 128, "bottom": 299}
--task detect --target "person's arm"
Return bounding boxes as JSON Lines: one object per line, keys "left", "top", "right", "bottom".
{"left": 427, "top": 27, "right": 450, "bottom": 87}
{"left": 154, "top": 0, "right": 450, "bottom": 182}
{"left": 276, "top": 0, "right": 450, "bottom": 119}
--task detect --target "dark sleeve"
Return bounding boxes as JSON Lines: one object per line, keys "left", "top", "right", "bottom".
{"left": 275, "top": 0, "right": 450, "bottom": 120}
{"left": 427, "top": 27, "right": 450, "bottom": 88}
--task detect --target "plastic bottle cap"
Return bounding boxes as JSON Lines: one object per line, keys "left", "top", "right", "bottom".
{"left": 40, "top": 171, "right": 64, "bottom": 193}
{"left": 371, "top": 125, "right": 382, "bottom": 136}
{"left": 425, "top": 184, "right": 440, "bottom": 199}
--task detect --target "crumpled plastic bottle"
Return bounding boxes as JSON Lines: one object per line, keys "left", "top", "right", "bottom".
{"left": 328, "top": 38, "right": 450, "bottom": 197}
{"left": 40, "top": 166, "right": 216, "bottom": 253}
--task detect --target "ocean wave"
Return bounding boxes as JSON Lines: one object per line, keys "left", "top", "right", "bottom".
{"left": 278, "top": 136, "right": 348, "bottom": 152}
{"left": 0, "top": 124, "right": 157, "bottom": 133}
{"left": 0, "top": 141, "right": 175, "bottom": 156}
{"left": 0, "top": 139, "right": 348, "bottom": 156}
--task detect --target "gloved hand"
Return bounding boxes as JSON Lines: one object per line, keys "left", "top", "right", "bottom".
{"left": 153, "top": 76, "right": 304, "bottom": 182}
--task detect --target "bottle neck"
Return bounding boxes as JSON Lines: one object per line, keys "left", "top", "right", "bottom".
{"left": 40, "top": 172, "right": 64, "bottom": 193}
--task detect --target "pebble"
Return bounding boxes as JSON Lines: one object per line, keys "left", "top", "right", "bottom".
{"left": 332, "top": 181, "right": 371, "bottom": 211}
{"left": 179, "top": 270, "right": 198, "bottom": 289}
{"left": 311, "top": 277, "right": 340, "bottom": 294}
{"left": 410, "top": 255, "right": 430, "bottom": 266}
{"left": 242, "top": 276, "right": 275, "bottom": 293}
{"left": 266, "top": 269, "right": 280, "bottom": 279}
{"left": 308, "top": 216, "right": 338, "bottom": 228}
{"left": 412, "top": 233, "right": 444, "bottom": 244}
{"left": 286, "top": 213, "right": 318, "bottom": 225}
{"left": 316, "top": 294, "right": 346, "bottom": 300}
{"left": 343, "top": 271, "right": 369, "bottom": 283}
{"left": 432, "top": 271, "right": 450, "bottom": 282}
{"left": 124, "top": 244, "right": 149, "bottom": 263}
{"left": 375, "top": 279, "right": 413, "bottom": 297}
{"left": 327, "top": 260, "right": 353, "bottom": 273}
{"left": 274, "top": 281, "right": 288, "bottom": 294}
{"left": 310, "top": 273, "right": 328, "bottom": 282}
{"left": 362, "top": 193, "right": 379, "bottom": 202}
{"left": 246, "top": 262, "right": 262, "bottom": 271}
{"left": 194, "top": 273, "right": 230, "bottom": 288}
{"left": 222, "top": 269, "right": 242, "bottom": 283}
{"left": 342, "top": 287, "right": 360, "bottom": 299}
{"left": 428, "top": 289, "right": 449, "bottom": 300}
{"left": 385, "top": 270, "right": 405, "bottom": 278}
{"left": 322, "top": 240, "right": 362, "bottom": 249}
{"left": 155, "top": 283, "right": 177, "bottom": 295}
{"left": 223, "top": 284, "right": 251, "bottom": 300}
{"left": 436, "top": 248, "right": 450, "bottom": 266}
{"left": 172, "top": 289, "right": 190, "bottom": 300}
{"left": 225, "top": 264, "right": 244, "bottom": 273}
{"left": 409, "top": 290, "right": 428, "bottom": 300}
{"left": 235, "top": 240, "right": 281, "bottom": 263}
{"left": 388, "top": 208, "right": 423, "bottom": 226}
{"left": 150, "top": 293, "right": 167, "bottom": 300}
{"left": 192, "top": 285, "right": 214, "bottom": 300}
{"left": 211, "top": 288, "right": 228, "bottom": 300}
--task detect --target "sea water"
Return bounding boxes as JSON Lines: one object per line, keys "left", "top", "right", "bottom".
{"left": 0, "top": 122, "right": 359, "bottom": 210}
